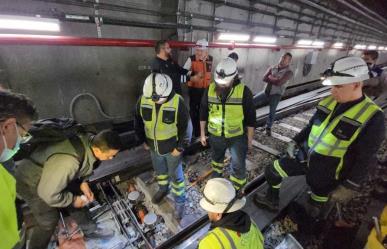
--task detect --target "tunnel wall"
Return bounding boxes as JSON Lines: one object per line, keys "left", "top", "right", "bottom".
{"left": 0, "top": 0, "right": 386, "bottom": 124}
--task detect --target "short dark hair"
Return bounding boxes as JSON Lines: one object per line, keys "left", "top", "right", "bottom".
{"left": 284, "top": 52, "right": 292, "bottom": 58}
{"left": 155, "top": 40, "right": 168, "bottom": 54}
{"left": 363, "top": 50, "right": 378, "bottom": 60}
{"left": 0, "top": 91, "right": 38, "bottom": 122}
{"left": 228, "top": 52, "right": 239, "bottom": 61}
{"left": 92, "top": 129, "right": 122, "bottom": 152}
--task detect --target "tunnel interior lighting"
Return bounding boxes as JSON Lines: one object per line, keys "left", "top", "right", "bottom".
{"left": 367, "top": 45, "right": 377, "bottom": 50}
{"left": 296, "top": 39, "right": 324, "bottom": 48}
{"left": 218, "top": 33, "right": 250, "bottom": 42}
{"left": 297, "top": 39, "right": 313, "bottom": 45}
{"left": 332, "top": 42, "right": 344, "bottom": 48}
{"left": 312, "top": 40, "right": 324, "bottom": 47}
{"left": 253, "top": 36, "right": 277, "bottom": 43}
{"left": 354, "top": 44, "right": 366, "bottom": 49}
{"left": 0, "top": 15, "right": 60, "bottom": 32}
{"left": 377, "top": 46, "right": 385, "bottom": 50}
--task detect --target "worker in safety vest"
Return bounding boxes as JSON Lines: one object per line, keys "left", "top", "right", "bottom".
{"left": 198, "top": 178, "right": 264, "bottom": 249}
{"left": 255, "top": 56, "right": 385, "bottom": 214}
{"left": 200, "top": 58, "right": 256, "bottom": 191}
{"left": 184, "top": 39, "right": 213, "bottom": 137}
{"left": 135, "top": 73, "right": 190, "bottom": 219}
{"left": 0, "top": 91, "right": 37, "bottom": 249}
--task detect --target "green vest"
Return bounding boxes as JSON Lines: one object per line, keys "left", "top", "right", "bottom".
{"left": 308, "top": 95, "right": 381, "bottom": 179}
{"left": 0, "top": 163, "right": 19, "bottom": 249}
{"left": 140, "top": 94, "right": 180, "bottom": 151}
{"left": 207, "top": 82, "right": 245, "bottom": 138}
{"left": 199, "top": 221, "right": 264, "bottom": 249}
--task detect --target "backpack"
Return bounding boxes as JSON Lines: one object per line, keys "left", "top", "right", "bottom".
{"left": 13, "top": 118, "right": 88, "bottom": 168}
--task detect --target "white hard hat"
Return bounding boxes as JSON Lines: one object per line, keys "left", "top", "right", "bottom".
{"left": 143, "top": 73, "right": 173, "bottom": 101}
{"left": 195, "top": 39, "right": 208, "bottom": 49}
{"left": 321, "top": 56, "right": 370, "bottom": 86}
{"left": 200, "top": 178, "right": 246, "bottom": 213}
{"left": 214, "top": 57, "right": 238, "bottom": 85}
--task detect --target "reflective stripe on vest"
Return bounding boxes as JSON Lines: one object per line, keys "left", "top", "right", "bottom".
{"left": 307, "top": 95, "right": 381, "bottom": 179}
{"left": 140, "top": 94, "right": 179, "bottom": 142}
{"left": 201, "top": 221, "right": 264, "bottom": 249}
{"left": 187, "top": 56, "right": 212, "bottom": 88}
{"left": 207, "top": 82, "right": 245, "bottom": 138}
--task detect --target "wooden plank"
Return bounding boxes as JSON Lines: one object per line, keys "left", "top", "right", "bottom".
{"left": 292, "top": 116, "right": 309, "bottom": 124}
{"left": 271, "top": 131, "right": 292, "bottom": 143}
{"left": 252, "top": 140, "right": 281, "bottom": 156}
{"left": 278, "top": 122, "right": 302, "bottom": 133}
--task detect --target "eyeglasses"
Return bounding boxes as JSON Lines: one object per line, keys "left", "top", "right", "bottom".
{"left": 16, "top": 121, "right": 32, "bottom": 143}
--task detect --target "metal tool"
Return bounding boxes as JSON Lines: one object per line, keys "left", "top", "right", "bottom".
{"left": 373, "top": 216, "right": 383, "bottom": 242}
{"left": 59, "top": 211, "right": 81, "bottom": 240}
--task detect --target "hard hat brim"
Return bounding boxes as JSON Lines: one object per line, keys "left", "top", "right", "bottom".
{"left": 214, "top": 74, "right": 235, "bottom": 85}
{"left": 322, "top": 74, "right": 369, "bottom": 86}
{"left": 199, "top": 197, "right": 246, "bottom": 214}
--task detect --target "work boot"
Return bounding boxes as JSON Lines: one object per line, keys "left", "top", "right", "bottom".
{"left": 210, "top": 171, "right": 222, "bottom": 179}
{"left": 305, "top": 198, "right": 325, "bottom": 220}
{"left": 254, "top": 187, "right": 279, "bottom": 212}
{"left": 266, "top": 127, "right": 272, "bottom": 136}
{"left": 152, "top": 189, "right": 168, "bottom": 204}
{"left": 174, "top": 202, "right": 185, "bottom": 220}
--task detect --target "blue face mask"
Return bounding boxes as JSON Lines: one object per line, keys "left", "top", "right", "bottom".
{"left": 0, "top": 124, "right": 22, "bottom": 162}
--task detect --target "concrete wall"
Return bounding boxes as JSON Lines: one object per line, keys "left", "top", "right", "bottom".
{"left": 0, "top": 0, "right": 386, "bottom": 124}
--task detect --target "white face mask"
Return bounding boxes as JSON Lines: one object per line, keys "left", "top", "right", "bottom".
{"left": 0, "top": 124, "right": 22, "bottom": 162}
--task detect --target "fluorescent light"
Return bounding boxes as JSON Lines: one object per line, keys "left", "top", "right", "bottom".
{"left": 0, "top": 15, "right": 60, "bottom": 32}
{"left": 296, "top": 39, "right": 324, "bottom": 48}
{"left": 312, "top": 40, "right": 324, "bottom": 47}
{"left": 354, "top": 44, "right": 366, "bottom": 49}
{"left": 65, "top": 14, "right": 90, "bottom": 21}
{"left": 253, "top": 36, "right": 277, "bottom": 43}
{"left": 218, "top": 33, "right": 250, "bottom": 42}
{"left": 297, "top": 39, "right": 313, "bottom": 45}
{"left": 333, "top": 42, "right": 344, "bottom": 48}
{"left": 377, "top": 46, "right": 385, "bottom": 50}
{"left": 368, "top": 45, "right": 377, "bottom": 50}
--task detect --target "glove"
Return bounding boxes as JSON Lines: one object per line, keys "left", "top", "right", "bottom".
{"left": 286, "top": 140, "right": 297, "bottom": 159}
{"left": 331, "top": 185, "right": 358, "bottom": 204}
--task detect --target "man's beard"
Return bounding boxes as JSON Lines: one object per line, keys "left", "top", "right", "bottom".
{"left": 215, "top": 85, "right": 231, "bottom": 96}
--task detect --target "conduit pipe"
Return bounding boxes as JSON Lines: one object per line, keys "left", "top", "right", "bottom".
{"left": 0, "top": 34, "right": 360, "bottom": 50}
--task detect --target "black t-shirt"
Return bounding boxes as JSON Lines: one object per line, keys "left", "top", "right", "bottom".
{"left": 151, "top": 57, "right": 188, "bottom": 95}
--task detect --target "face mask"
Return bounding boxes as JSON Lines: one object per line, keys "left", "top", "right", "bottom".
{"left": 0, "top": 124, "right": 22, "bottom": 162}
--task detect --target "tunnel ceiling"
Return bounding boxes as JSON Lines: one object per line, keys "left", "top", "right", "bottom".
{"left": 0, "top": 0, "right": 387, "bottom": 45}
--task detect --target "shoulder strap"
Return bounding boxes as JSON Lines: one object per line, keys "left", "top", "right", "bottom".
{"left": 218, "top": 227, "right": 237, "bottom": 249}
{"left": 28, "top": 135, "right": 85, "bottom": 172}
{"left": 68, "top": 135, "right": 85, "bottom": 171}
{"left": 208, "top": 229, "right": 225, "bottom": 249}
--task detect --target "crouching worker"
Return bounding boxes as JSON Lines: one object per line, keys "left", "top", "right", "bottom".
{"left": 135, "top": 73, "right": 190, "bottom": 220}
{"left": 255, "top": 56, "right": 385, "bottom": 216}
{"left": 199, "top": 178, "right": 264, "bottom": 249}
{"left": 14, "top": 126, "right": 121, "bottom": 249}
